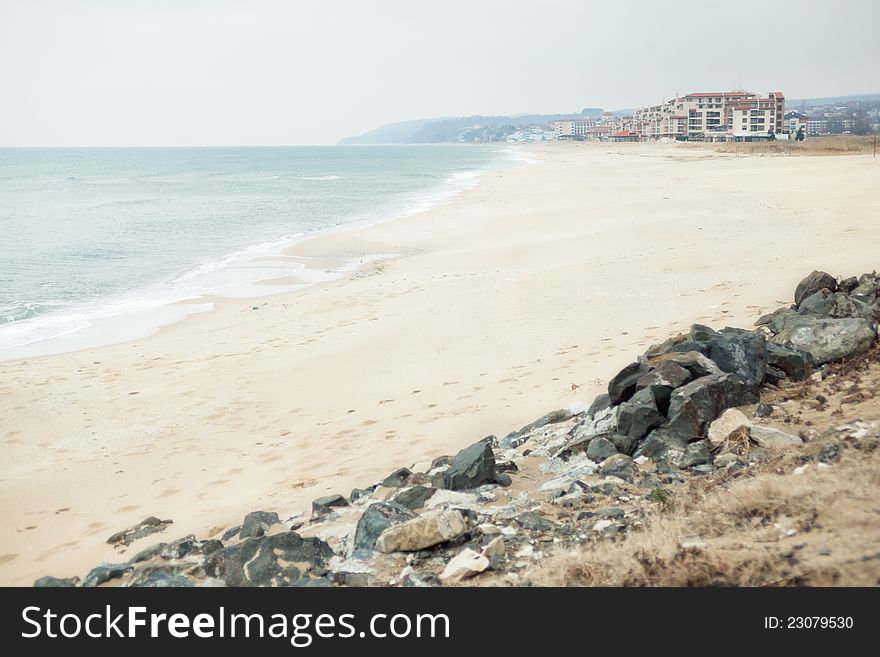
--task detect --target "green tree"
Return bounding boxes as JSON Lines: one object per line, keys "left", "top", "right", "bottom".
{"left": 796, "top": 126, "right": 805, "bottom": 142}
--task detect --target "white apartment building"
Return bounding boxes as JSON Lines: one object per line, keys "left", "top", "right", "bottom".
{"left": 630, "top": 91, "right": 785, "bottom": 141}
{"left": 554, "top": 117, "right": 596, "bottom": 139}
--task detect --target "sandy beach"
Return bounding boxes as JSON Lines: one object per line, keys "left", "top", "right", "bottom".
{"left": 1, "top": 141, "right": 878, "bottom": 585}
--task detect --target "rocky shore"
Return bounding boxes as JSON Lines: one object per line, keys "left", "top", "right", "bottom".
{"left": 34, "top": 270, "right": 880, "bottom": 588}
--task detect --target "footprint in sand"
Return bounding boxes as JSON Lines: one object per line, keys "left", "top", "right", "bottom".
{"left": 157, "top": 488, "right": 179, "bottom": 498}
{"left": 0, "top": 554, "right": 18, "bottom": 565}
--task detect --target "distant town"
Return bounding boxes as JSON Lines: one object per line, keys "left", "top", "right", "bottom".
{"left": 476, "top": 93, "right": 880, "bottom": 144}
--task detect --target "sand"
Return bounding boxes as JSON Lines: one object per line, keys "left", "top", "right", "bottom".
{"left": 1, "top": 141, "right": 878, "bottom": 585}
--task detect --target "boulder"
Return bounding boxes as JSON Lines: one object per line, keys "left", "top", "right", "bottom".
{"left": 106, "top": 516, "right": 172, "bottom": 548}
{"left": 380, "top": 468, "right": 413, "bottom": 488}
{"left": 600, "top": 454, "right": 635, "bottom": 482}
{"left": 440, "top": 548, "right": 490, "bottom": 582}
{"left": 771, "top": 317, "right": 876, "bottom": 364}
{"left": 678, "top": 440, "right": 712, "bottom": 468}
{"left": 586, "top": 435, "right": 618, "bottom": 461}
{"left": 607, "top": 362, "right": 647, "bottom": 405}
{"left": 795, "top": 270, "right": 838, "bottom": 306}
{"left": 755, "top": 307, "right": 799, "bottom": 335}
{"left": 34, "top": 576, "right": 80, "bottom": 587}
{"left": 766, "top": 343, "right": 812, "bottom": 381}
{"left": 665, "top": 373, "right": 759, "bottom": 441}
{"left": 239, "top": 511, "right": 280, "bottom": 539}
{"left": 225, "top": 532, "right": 334, "bottom": 587}
{"left": 83, "top": 562, "right": 133, "bottom": 588}
{"left": 707, "top": 408, "right": 752, "bottom": 447}
{"left": 646, "top": 351, "right": 722, "bottom": 379}
{"left": 353, "top": 502, "right": 416, "bottom": 557}
{"left": 586, "top": 394, "right": 611, "bottom": 418}
{"left": 750, "top": 426, "right": 802, "bottom": 449}
{"left": 633, "top": 428, "right": 689, "bottom": 461}
{"left": 374, "top": 510, "right": 468, "bottom": 553}
{"left": 707, "top": 332, "right": 768, "bottom": 385}
{"left": 127, "top": 569, "right": 195, "bottom": 588}
{"left": 311, "top": 494, "right": 349, "bottom": 519}
{"left": 160, "top": 535, "right": 197, "bottom": 560}
{"left": 514, "top": 511, "right": 552, "bottom": 532}
{"left": 636, "top": 360, "right": 692, "bottom": 412}
{"left": 839, "top": 276, "right": 859, "bottom": 294}
{"left": 610, "top": 433, "right": 638, "bottom": 455}
{"left": 392, "top": 485, "right": 437, "bottom": 510}
{"left": 617, "top": 386, "right": 664, "bottom": 440}
{"left": 513, "top": 409, "right": 574, "bottom": 437}
{"left": 443, "top": 440, "right": 496, "bottom": 490}
{"left": 689, "top": 324, "right": 719, "bottom": 342}
{"left": 127, "top": 542, "right": 166, "bottom": 565}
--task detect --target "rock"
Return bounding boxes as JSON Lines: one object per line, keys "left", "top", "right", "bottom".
{"left": 750, "top": 426, "right": 802, "bottom": 449}
{"left": 600, "top": 454, "right": 635, "bottom": 482}
{"left": 83, "top": 562, "right": 133, "bottom": 588}
{"left": 839, "top": 276, "right": 859, "bottom": 294}
{"left": 353, "top": 502, "right": 416, "bottom": 557}
{"left": 755, "top": 307, "right": 799, "bottom": 335}
{"left": 392, "top": 485, "right": 437, "bottom": 510}
{"left": 795, "top": 270, "right": 838, "bottom": 306}
{"left": 617, "top": 386, "right": 664, "bottom": 440}
{"left": 766, "top": 343, "right": 812, "bottom": 381}
{"left": 443, "top": 439, "right": 496, "bottom": 491}
{"left": 403, "top": 571, "right": 442, "bottom": 587}
{"left": 514, "top": 511, "right": 553, "bottom": 532}
{"left": 239, "top": 511, "right": 280, "bottom": 540}
{"left": 646, "top": 351, "right": 722, "bottom": 379}
{"left": 678, "top": 440, "right": 712, "bottom": 468}
{"left": 34, "top": 576, "right": 80, "bottom": 587}
{"left": 633, "top": 428, "right": 689, "bottom": 461}
{"left": 585, "top": 435, "right": 617, "bottom": 461}
{"left": 668, "top": 340, "right": 712, "bottom": 356}
{"left": 193, "top": 539, "right": 224, "bottom": 556}
{"left": 375, "top": 510, "right": 468, "bottom": 553}
{"left": 707, "top": 408, "right": 752, "bottom": 447}
{"left": 586, "top": 393, "right": 611, "bottom": 418}
{"left": 771, "top": 317, "right": 876, "bottom": 364}
{"left": 440, "top": 548, "right": 490, "bottom": 582}
{"left": 755, "top": 403, "right": 774, "bottom": 418}
{"left": 714, "top": 453, "right": 742, "bottom": 469}
{"left": 349, "top": 488, "right": 373, "bottom": 503}
{"left": 636, "top": 360, "right": 692, "bottom": 411}
{"left": 293, "top": 577, "right": 333, "bottom": 587}
{"left": 481, "top": 536, "right": 506, "bottom": 559}
{"left": 513, "top": 409, "right": 573, "bottom": 437}
{"left": 160, "top": 535, "right": 197, "bottom": 560}
{"left": 127, "top": 542, "right": 166, "bottom": 565}
{"left": 610, "top": 433, "right": 638, "bottom": 455}
{"left": 311, "top": 494, "right": 349, "bottom": 518}
{"left": 665, "top": 374, "right": 759, "bottom": 441}
{"left": 221, "top": 526, "right": 241, "bottom": 542}
{"left": 708, "top": 332, "right": 767, "bottom": 385}
{"left": 380, "top": 467, "right": 413, "bottom": 488}
{"left": 496, "top": 460, "right": 519, "bottom": 473}
{"left": 225, "top": 532, "right": 334, "bottom": 587}
{"left": 494, "top": 473, "right": 513, "bottom": 487}
{"left": 106, "top": 516, "right": 172, "bottom": 548}
{"left": 689, "top": 324, "right": 719, "bottom": 342}
{"left": 607, "top": 362, "right": 647, "bottom": 405}
{"left": 128, "top": 569, "right": 195, "bottom": 588}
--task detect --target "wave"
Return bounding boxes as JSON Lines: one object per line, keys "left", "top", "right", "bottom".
{"left": 289, "top": 175, "right": 341, "bottom": 181}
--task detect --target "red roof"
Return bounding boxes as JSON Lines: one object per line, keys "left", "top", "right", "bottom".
{"left": 610, "top": 131, "right": 639, "bottom": 137}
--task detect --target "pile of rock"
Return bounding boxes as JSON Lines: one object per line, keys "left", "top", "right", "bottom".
{"left": 34, "top": 270, "right": 878, "bottom": 588}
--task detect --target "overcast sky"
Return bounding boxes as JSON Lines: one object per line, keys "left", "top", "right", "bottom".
{"left": 1, "top": 0, "right": 878, "bottom": 146}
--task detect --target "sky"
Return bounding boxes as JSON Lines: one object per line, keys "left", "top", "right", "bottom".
{"left": 1, "top": 0, "right": 878, "bottom": 146}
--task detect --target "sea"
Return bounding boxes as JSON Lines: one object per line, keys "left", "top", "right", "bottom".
{"left": 0, "top": 145, "right": 529, "bottom": 359}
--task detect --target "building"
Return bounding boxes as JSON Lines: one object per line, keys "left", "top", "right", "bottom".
{"left": 608, "top": 130, "right": 640, "bottom": 142}
{"left": 807, "top": 118, "right": 829, "bottom": 136}
{"left": 554, "top": 117, "right": 596, "bottom": 140}
{"left": 784, "top": 111, "right": 809, "bottom": 135}
{"left": 630, "top": 90, "right": 785, "bottom": 141}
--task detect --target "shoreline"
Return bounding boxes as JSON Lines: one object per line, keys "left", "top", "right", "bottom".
{"left": 2, "top": 141, "right": 879, "bottom": 585}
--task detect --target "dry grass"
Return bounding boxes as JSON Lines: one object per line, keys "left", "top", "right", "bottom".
{"left": 715, "top": 135, "right": 878, "bottom": 157}
{"left": 527, "top": 446, "right": 880, "bottom": 586}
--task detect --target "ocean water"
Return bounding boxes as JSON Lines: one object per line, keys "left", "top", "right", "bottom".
{"left": 0, "top": 145, "right": 516, "bottom": 359}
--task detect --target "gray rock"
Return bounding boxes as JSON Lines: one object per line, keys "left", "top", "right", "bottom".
{"left": 225, "top": 532, "right": 334, "bottom": 587}
{"left": 494, "top": 472, "right": 513, "bottom": 487}
{"left": 293, "top": 576, "right": 333, "bottom": 587}
{"left": 771, "top": 316, "right": 876, "bottom": 364}
{"left": 586, "top": 394, "right": 611, "bottom": 418}
{"left": 34, "top": 576, "right": 80, "bottom": 587}
{"left": 513, "top": 409, "right": 574, "bottom": 437}
{"left": 645, "top": 351, "right": 722, "bottom": 379}
{"left": 600, "top": 454, "right": 635, "bottom": 482}
{"left": 349, "top": 488, "right": 373, "bottom": 503}
{"left": 678, "top": 440, "right": 712, "bottom": 468}
{"left": 403, "top": 571, "right": 442, "bottom": 587}
{"left": 708, "top": 332, "right": 768, "bottom": 385}
{"left": 353, "top": 502, "right": 416, "bottom": 558}
{"left": 552, "top": 434, "right": 593, "bottom": 461}
{"left": 839, "top": 276, "right": 859, "bottom": 294}
{"left": 607, "top": 362, "right": 647, "bottom": 405}
{"left": 380, "top": 467, "right": 413, "bottom": 488}
{"left": 83, "top": 562, "right": 133, "bottom": 588}
{"left": 610, "top": 433, "right": 638, "bottom": 456}
{"left": 586, "top": 435, "right": 618, "bottom": 461}
{"left": 392, "top": 485, "right": 437, "bottom": 510}
{"left": 312, "top": 494, "right": 349, "bottom": 518}
{"left": 496, "top": 460, "right": 519, "bottom": 473}
{"left": 239, "top": 511, "right": 281, "bottom": 540}
{"left": 636, "top": 360, "right": 692, "bottom": 412}
{"left": 617, "top": 386, "right": 664, "bottom": 440}
{"left": 127, "top": 542, "right": 166, "bottom": 565}
{"left": 633, "top": 427, "right": 690, "bottom": 461}
{"left": 160, "top": 535, "right": 197, "bottom": 560}
{"left": 689, "top": 324, "right": 719, "bottom": 342}
{"left": 128, "top": 569, "right": 195, "bottom": 588}
{"left": 665, "top": 373, "right": 760, "bottom": 440}
{"left": 795, "top": 270, "right": 838, "bottom": 306}
{"left": 443, "top": 439, "right": 496, "bottom": 491}
{"left": 755, "top": 403, "right": 775, "bottom": 418}
{"left": 221, "top": 526, "right": 241, "bottom": 542}
{"left": 514, "top": 512, "right": 553, "bottom": 532}
{"left": 766, "top": 342, "right": 812, "bottom": 381}
{"left": 755, "top": 307, "right": 799, "bottom": 335}
{"left": 106, "top": 516, "right": 173, "bottom": 548}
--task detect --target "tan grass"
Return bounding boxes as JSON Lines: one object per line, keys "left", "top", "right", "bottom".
{"left": 715, "top": 135, "right": 878, "bottom": 156}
